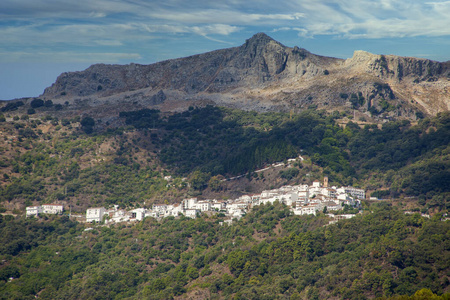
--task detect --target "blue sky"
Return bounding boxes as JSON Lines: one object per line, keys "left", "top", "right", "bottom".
{"left": 1, "top": 0, "right": 450, "bottom": 100}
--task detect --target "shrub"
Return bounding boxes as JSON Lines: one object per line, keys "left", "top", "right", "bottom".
{"left": 30, "top": 99, "right": 44, "bottom": 108}
{"left": 80, "top": 116, "right": 95, "bottom": 134}
{"left": 1, "top": 101, "right": 24, "bottom": 112}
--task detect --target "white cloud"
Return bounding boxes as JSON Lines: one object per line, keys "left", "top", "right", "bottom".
{"left": 292, "top": 0, "right": 450, "bottom": 38}
{"left": 140, "top": 23, "right": 240, "bottom": 36}
{"left": 191, "top": 24, "right": 240, "bottom": 36}
{"left": 95, "top": 40, "right": 124, "bottom": 46}
{"left": 2, "top": 0, "right": 450, "bottom": 39}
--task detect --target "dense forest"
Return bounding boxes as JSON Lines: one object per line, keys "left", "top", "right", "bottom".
{"left": 0, "top": 202, "right": 449, "bottom": 299}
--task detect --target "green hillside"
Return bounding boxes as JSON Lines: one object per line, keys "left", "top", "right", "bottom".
{"left": 0, "top": 106, "right": 449, "bottom": 213}
{"left": 0, "top": 103, "right": 449, "bottom": 299}
{"left": 0, "top": 202, "right": 449, "bottom": 299}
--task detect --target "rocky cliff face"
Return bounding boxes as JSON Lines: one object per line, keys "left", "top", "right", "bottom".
{"left": 43, "top": 33, "right": 333, "bottom": 96}
{"left": 42, "top": 33, "right": 449, "bottom": 118}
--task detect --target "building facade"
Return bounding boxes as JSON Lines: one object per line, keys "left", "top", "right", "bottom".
{"left": 86, "top": 207, "right": 106, "bottom": 223}
{"left": 26, "top": 206, "right": 43, "bottom": 217}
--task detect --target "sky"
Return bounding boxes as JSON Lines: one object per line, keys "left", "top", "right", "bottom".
{"left": 1, "top": 0, "right": 450, "bottom": 100}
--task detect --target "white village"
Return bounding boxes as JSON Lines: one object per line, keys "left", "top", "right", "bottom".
{"left": 26, "top": 176, "right": 365, "bottom": 225}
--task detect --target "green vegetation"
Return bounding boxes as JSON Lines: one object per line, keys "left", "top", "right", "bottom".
{"left": 280, "top": 168, "right": 300, "bottom": 180}
{"left": 120, "top": 106, "right": 298, "bottom": 175}
{"left": 0, "top": 106, "right": 449, "bottom": 212}
{"left": 30, "top": 99, "right": 44, "bottom": 109}
{"left": 350, "top": 92, "right": 365, "bottom": 109}
{"left": 0, "top": 103, "right": 448, "bottom": 298}
{"left": 1, "top": 101, "right": 24, "bottom": 112}
{"left": 80, "top": 116, "right": 95, "bottom": 134}
{"left": 0, "top": 202, "right": 448, "bottom": 299}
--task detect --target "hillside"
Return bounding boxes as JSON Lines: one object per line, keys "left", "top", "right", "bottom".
{"left": 0, "top": 202, "right": 449, "bottom": 299}
{"left": 0, "top": 104, "right": 448, "bottom": 215}
{"left": 38, "top": 33, "right": 450, "bottom": 119}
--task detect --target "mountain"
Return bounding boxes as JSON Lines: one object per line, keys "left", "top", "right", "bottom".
{"left": 41, "top": 33, "right": 450, "bottom": 119}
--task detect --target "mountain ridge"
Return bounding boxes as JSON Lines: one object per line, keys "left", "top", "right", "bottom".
{"left": 40, "top": 32, "right": 449, "bottom": 118}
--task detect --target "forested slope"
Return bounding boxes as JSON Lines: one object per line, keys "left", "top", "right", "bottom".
{"left": 0, "top": 202, "right": 449, "bottom": 299}
{"left": 0, "top": 107, "right": 449, "bottom": 213}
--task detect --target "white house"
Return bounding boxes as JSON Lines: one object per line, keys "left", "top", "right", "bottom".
{"left": 26, "top": 206, "right": 43, "bottom": 217}
{"left": 169, "top": 204, "right": 183, "bottom": 217}
{"left": 184, "top": 209, "right": 199, "bottom": 219}
{"left": 230, "top": 209, "right": 245, "bottom": 219}
{"left": 147, "top": 211, "right": 160, "bottom": 218}
{"left": 109, "top": 209, "right": 129, "bottom": 223}
{"left": 152, "top": 204, "right": 167, "bottom": 213}
{"left": 130, "top": 208, "right": 147, "bottom": 221}
{"left": 327, "top": 213, "right": 356, "bottom": 221}
{"left": 343, "top": 187, "right": 365, "bottom": 199}
{"left": 86, "top": 207, "right": 106, "bottom": 223}
{"left": 260, "top": 190, "right": 278, "bottom": 198}
{"left": 293, "top": 202, "right": 323, "bottom": 216}
{"left": 182, "top": 198, "right": 198, "bottom": 210}
{"left": 259, "top": 196, "right": 280, "bottom": 205}
{"left": 195, "top": 200, "right": 211, "bottom": 212}
{"left": 322, "top": 201, "right": 342, "bottom": 211}
{"left": 324, "top": 188, "right": 337, "bottom": 199}
{"left": 297, "top": 190, "right": 309, "bottom": 203}
{"left": 312, "top": 180, "right": 321, "bottom": 188}
{"left": 226, "top": 202, "right": 247, "bottom": 219}
{"left": 337, "top": 193, "right": 350, "bottom": 201}
{"left": 237, "top": 195, "right": 252, "bottom": 202}
{"left": 278, "top": 192, "right": 298, "bottom": 207}
{"left": 42, "top": 204, "right": 64, "bottom": 215}
{"left": 211, "top": 201, "right": 226, "bottom": 211}
{"left": 294, "top": 184, "right": 309, "bottom": 192}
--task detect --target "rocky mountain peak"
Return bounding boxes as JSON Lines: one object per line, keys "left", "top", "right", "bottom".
{"left": 40, "top": 33, "right": 449, "bottom": 118}
{"left": 242, "top": 32, "right": 285, "bottom": 54}
{"left": 245, "top": 32, "right": 281, "bottom": 46}
{"left": 346, "top": 50, "right": 379, "bottom": 65}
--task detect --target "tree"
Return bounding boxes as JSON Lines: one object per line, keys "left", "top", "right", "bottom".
{"left": 280, "top": 168, "right": 299, "bottom": 180}
{"left": 30, "top": 98, "right": 44, "bottom": 108}
{"left": 186, "top": 266, "right": 199, "bottom": 279}
{"left": 208, "top": 175, "right": 224, "bottom": 191}
{"left": 190, "top": 170, "right": 210, "bottom": 190}
{"left": 44, "top": 100, "right": 53, "bottom": 107}
{"left": 80, "top": 116, "right": 95, "bottom": 134}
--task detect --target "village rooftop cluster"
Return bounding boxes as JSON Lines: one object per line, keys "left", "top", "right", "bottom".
{"left": 26, "top": 177, "right": 365, "bottom": 224}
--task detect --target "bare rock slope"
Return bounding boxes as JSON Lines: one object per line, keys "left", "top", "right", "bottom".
{"left": 42, "top": 33, "right": 450, "bottom": 117}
